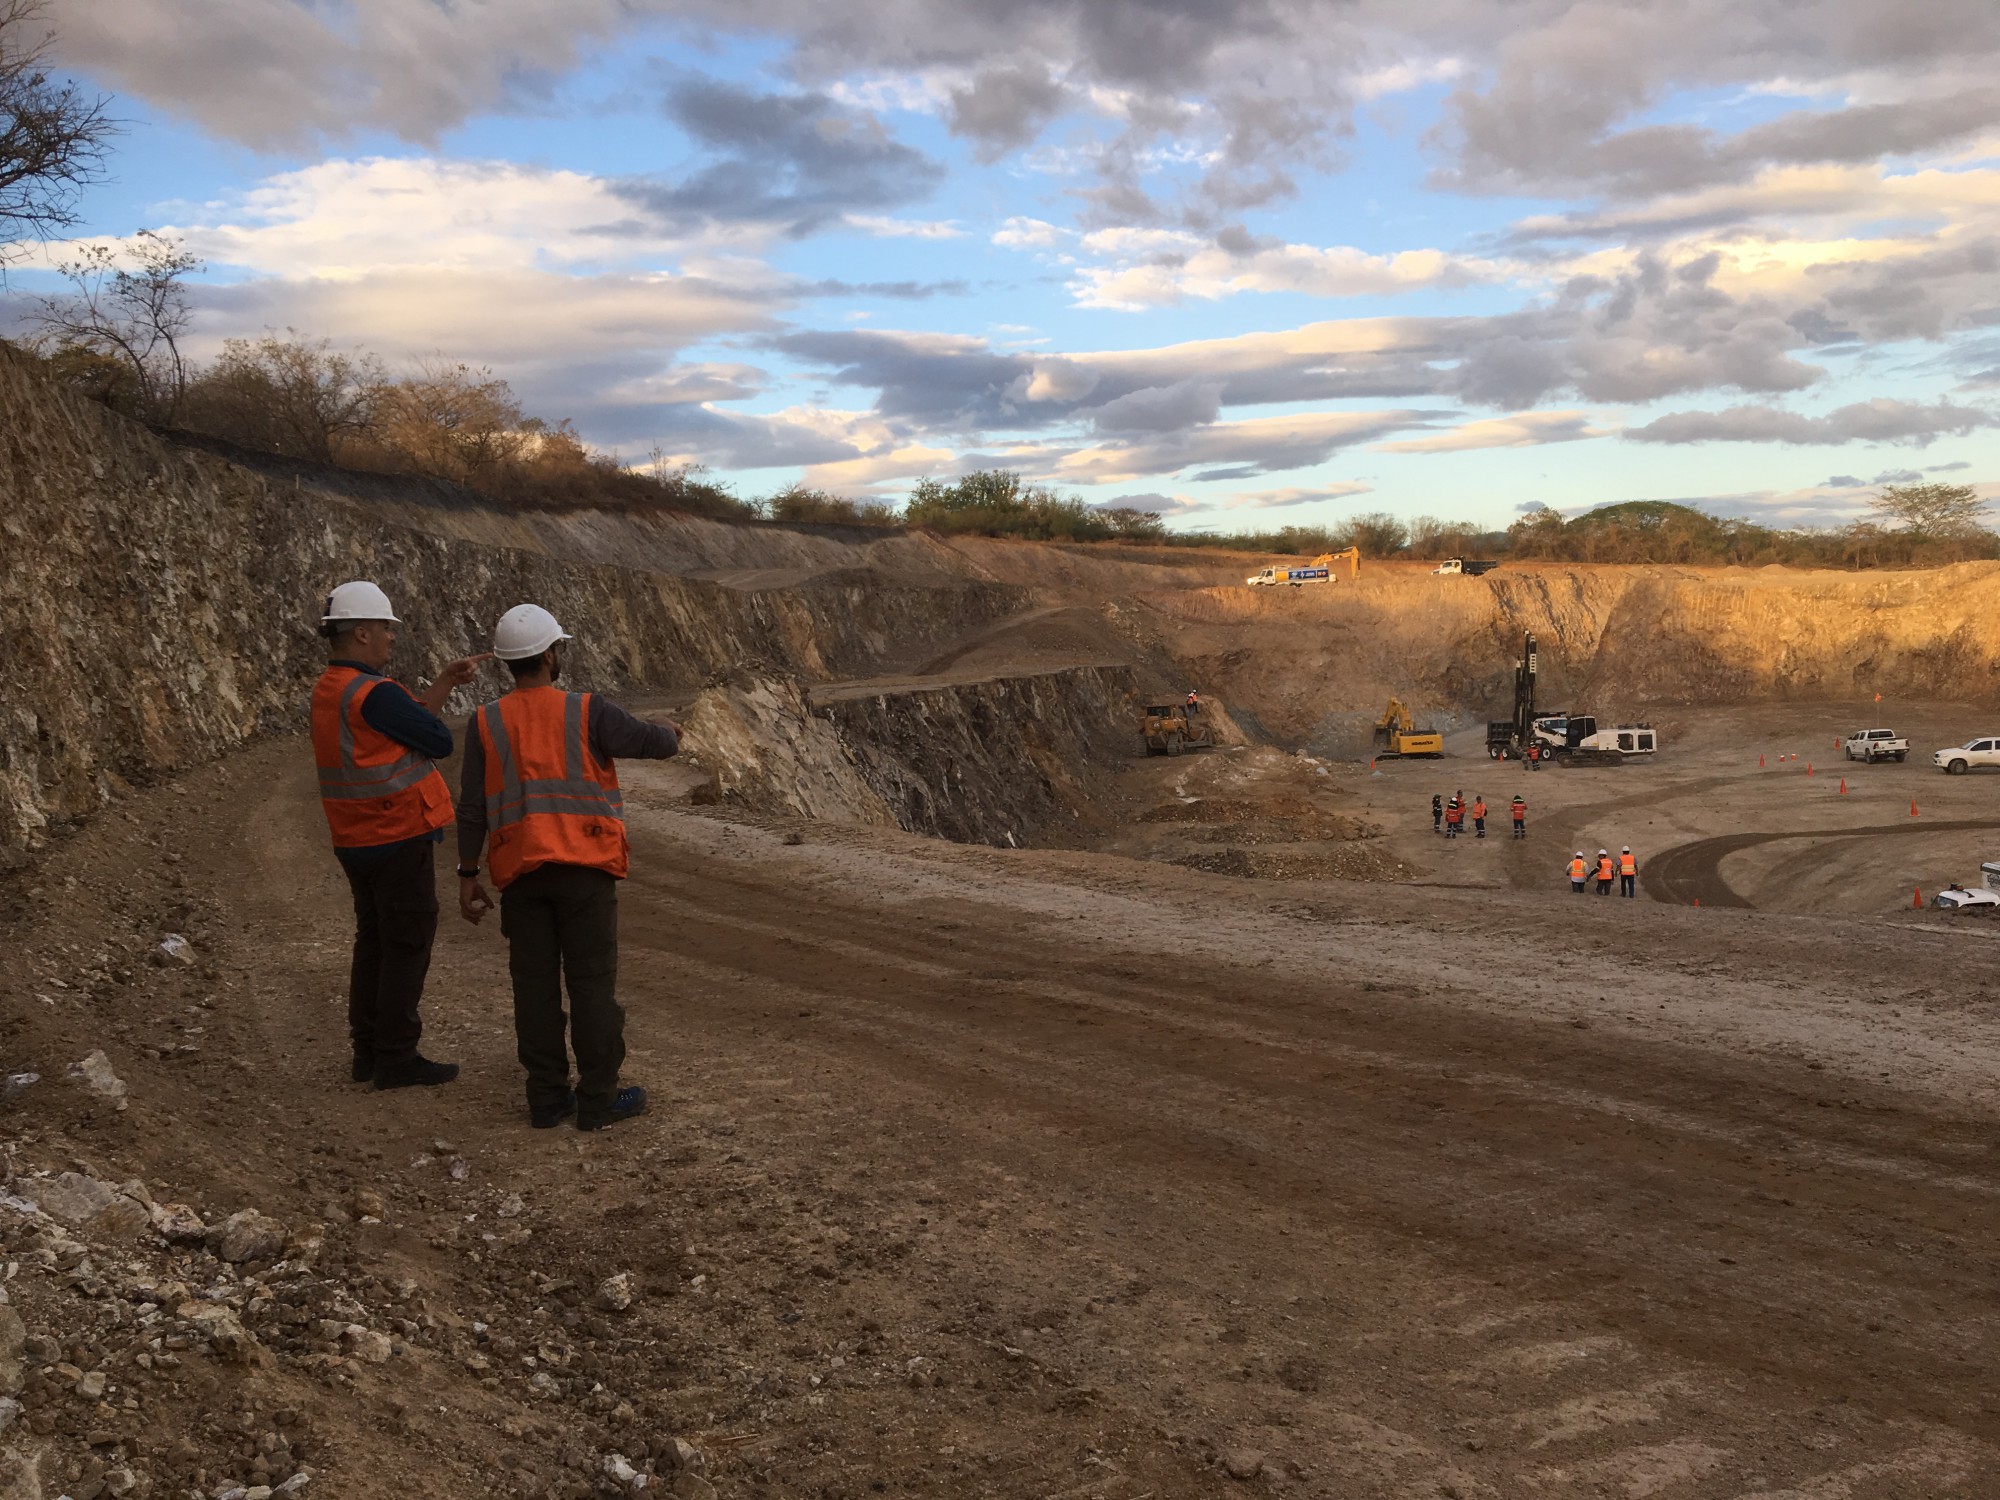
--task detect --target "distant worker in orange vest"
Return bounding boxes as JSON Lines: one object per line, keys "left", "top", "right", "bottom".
{"left": 456, "top": 605, "right": 681, "bottom": 1131}
{"left": 1444, "top": 797, "right": 1464, "bottom": 838}
{"left": 1568, "top": 851, "right": 1588, "bottom": 893}
{"left": 1509, "top": 795, "right": 1527, "bottom": 839}
{"left": 1596, "top": 848, "right": 1616, "bottom": 895}
{"left": 1186, "top": 689, "right": 1200, "bottom": 715}
{"left": 312, "top": 581, "right": 483, "bottom": 1090}
{"left": 1619, "top": 846, "right": 1639, "bottom": 898}
{"left": 1471, "top": 795, "right": 1488, "bottom": 838}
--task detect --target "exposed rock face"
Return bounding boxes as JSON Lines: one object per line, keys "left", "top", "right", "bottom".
{"left": 0, "top": 351, "right": 1021, "bottom": 864}
{"left": 683, "top": 665, "right": 1137, "bottom": 847}
{"left": 815, "top": 665, "right": 1137, "bottom": 847}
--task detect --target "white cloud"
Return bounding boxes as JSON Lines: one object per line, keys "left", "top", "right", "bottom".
{"left": 845, "top": 214, "right": 967, "bottom": 239}
{"left": 993, "top": 216, "right": 1065, "bottom": 249}
{"left": 1221, "top": 483, "right": 1373, "bottom": 508}
{"left": 1068, "top": 229, "right": 1513, "bottom": 309}
{"left": 1374, "top": 411, "right": 1608, "bottom": 453}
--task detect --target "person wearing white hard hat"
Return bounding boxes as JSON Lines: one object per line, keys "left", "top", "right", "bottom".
{"left": 311, "top": 581, "right": 486, "bottom": 1089}
{"left": 455, "top": 604, "right": 681, "bottom": 1131}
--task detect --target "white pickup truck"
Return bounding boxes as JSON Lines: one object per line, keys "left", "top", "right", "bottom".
{"left": 1843, "top": 728, "right": 1908, "bottom": 762}
{"left": 1934, "top": 737, "right": 2000, "bottom": 774}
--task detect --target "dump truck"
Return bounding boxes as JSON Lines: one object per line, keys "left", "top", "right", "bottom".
{"left": 1245, "top": 548, "right": 1359, "bottom": 587}
{"left": 1373, "top": 697, "right": 1444, "bottom": 758}
{"left": 1484, "top": 631, "right": 1656, "bottom": 764}
{"left": 1140, "top": 703, "right": 1216, "bottom": 756}
{"left": 1432, "top": 558, "right": 1499, "bottom": 576}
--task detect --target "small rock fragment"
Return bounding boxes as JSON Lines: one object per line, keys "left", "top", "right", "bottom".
{"left": 157, "top": 933, "right": 195, "bottom": 965}
{"left": 666, "top": 1439, "right": 706, "bottom": 1476}
{"left": 69, "top": 1050, "right": 128, "bottom": 1104}
{"left": 342, "top": 1326, "right": 392, "bottom": 1363}
{"left": 351, "top": 1188, "right": 386, "bottom": 1220}
{"left": 0, "top": 1307, "right": 22, "bottom": 1396}
{"left": 209, "top": 1209, "right": 288, "bottom": 1264}
{"left": 496, "top": 1193, "right": 524, "bottom": 1219}
{"left": 597, "top": 1272, "right": 635, "bottom": 1312}
{"left": 1222, "top": 1448, "right": 1266, "bottom": 1481}
{"left": 149, "top": 1202, "right": 207, "bottom": 1244}
{"left": 1, "top": 1072, "right": 37, "bottom": 1101}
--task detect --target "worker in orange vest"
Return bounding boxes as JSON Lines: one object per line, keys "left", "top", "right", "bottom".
{"left": 312, "top": 581, "right": 483, "bottom": 1089}
{"left": 1618, "top": 846, "right": 1639, "bottom": 898}
{"left": 1509, "top": 795, "right": 1526, "bottom": 839}
{"left": 1444, "top": 796, "right": 1464, "bottom": 838}
{"left": 1595, "top": 848, "right": 1616, "bottom": 895}
{"left": 1567, "top": 851, "right": 1588, "bottom": 893}
{"left": 1471, "top": 795, "right": 1488, "bottom": 838}
{"left": 456, "top": 605, "right": 681, "bottom": 1131}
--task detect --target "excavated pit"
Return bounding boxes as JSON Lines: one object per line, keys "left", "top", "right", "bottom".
{"left": 6, "top": 344, "right": 2000, "bottom": 906}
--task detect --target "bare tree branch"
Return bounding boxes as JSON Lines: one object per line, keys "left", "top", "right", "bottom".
{"left": 0, "top": 0, "right": 115, "bottom": 259}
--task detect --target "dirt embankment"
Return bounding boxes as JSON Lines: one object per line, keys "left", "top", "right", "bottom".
{"left": 1138, "top": 561, "right": 2000, "bottom": 748}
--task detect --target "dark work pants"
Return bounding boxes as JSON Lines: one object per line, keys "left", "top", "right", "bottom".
{"left": 500, "top": 864, "right": 624, "bottom": 1114}
{"left": 341, "top": 840, "right": 438, "bottom": 1065}
{"left": 1621, "top": 874, "right": 1636, "bottom": 897}
{"left": 1597, "top": 878, "right": 1612, "bottom": 896}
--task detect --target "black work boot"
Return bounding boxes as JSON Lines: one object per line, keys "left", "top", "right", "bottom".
{"left": 373, "top": 1055, "right": 460, "bottom": 1090}
{"left": 576, "top": 1085, "right": 648, "bottom": 1132}
{"left": 351, "top": 1046, "right": 376, "bottom": 1084}
{"left": 530, "top": 1091, "right": 578, "bottom": 1130}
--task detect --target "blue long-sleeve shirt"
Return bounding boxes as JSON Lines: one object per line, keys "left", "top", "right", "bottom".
{"left": 327, "top": 660, "right": 453, "bottom": 868}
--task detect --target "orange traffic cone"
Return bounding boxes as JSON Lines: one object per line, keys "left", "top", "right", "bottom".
{"left": 1914, "top": 887, "right": 1924, "bottom": 909}
{"left": 1369, "top": 757, "right": 1376, "bottom": 771}
{"left": 1874, "top": 692, "right": 1882, "bottom": 702}
{"left": 1806, "top": 763, "right": 1814, "bottom": 776}
{"left": 1693, "top": 897, "right": 1701, "bottom": 908}
{"left": 1758, "top": 754, "right": 1765, "bottom": 768}
{"left": 1838, "top": 777, "right": 1847, "bottom": 795}
{"left": 1911, "top": 799, "right": 1919, "bottom": 817}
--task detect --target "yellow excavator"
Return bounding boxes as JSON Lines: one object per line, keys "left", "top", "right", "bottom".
{"left": 1373, "top": 697, "right": 1444, "bottom": 758}
{"left": 1312, "top": 547, "right": 1361, "bottom": 578}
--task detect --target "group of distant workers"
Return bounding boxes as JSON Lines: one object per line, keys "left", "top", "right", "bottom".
{"left": 1569, "top": 847, "right": 1640, "bottom": 897}
{"left": 312, "top": 580, "right": 680, "bottom": 1131}
{"left": 1431, "top": 791, "right": 1528, "bottom": 840}
{"left": 1426, "top": 789, "right": 1640, "bottom": 896}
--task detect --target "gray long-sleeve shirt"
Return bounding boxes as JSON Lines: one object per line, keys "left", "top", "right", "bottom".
{"left": 457, "top": 694, "right": 679, "bottom": 866}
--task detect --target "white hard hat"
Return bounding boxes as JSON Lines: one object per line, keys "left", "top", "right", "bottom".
{"left": 493, "top": 603, "right": 573, "bottom": 661}
{"left": 1598, "top": 848, "right": 1608, "bottom": 855}
{"left": 322, "top": 580, "right": 399, "bottom": 627}
{"left": 1622, "top": 845, "right": 1630, "bottom": 852}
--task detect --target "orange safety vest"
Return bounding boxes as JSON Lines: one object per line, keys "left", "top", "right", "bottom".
{"left": 1510, "top": 800, "right": 1526, "bottom": 817}
{"left": 476, "top": 686, "right": 626, "bottom": 889}
{"left": 1471, "top": 799, "right": 1486, "bottom": 818}
{"left": 1597, "top": 856, "right": 1616, "bottom": 881}
{"left": 1445, "top": 803, "right": 1463, "bottom": 823}
{"left": 311, "top": 666, "right": 454, "bottom": 849}
{"left": 1568, "top": 857, "right": 1587, "bottom": 880}
{"left": 1619, "top": 853, "right": 1637, "bottom": 876}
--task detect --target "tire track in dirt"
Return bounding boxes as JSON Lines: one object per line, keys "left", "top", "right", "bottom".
{"left": 1646, "top": 820, "right": 2000, "bottom": 907}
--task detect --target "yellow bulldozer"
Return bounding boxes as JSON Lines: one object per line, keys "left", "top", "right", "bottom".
{"left": 1140, "top": 703, "right": 1217, "bottom": 756}
{"left": 1372, "top": 697, "right": 1444, "bottom": 758}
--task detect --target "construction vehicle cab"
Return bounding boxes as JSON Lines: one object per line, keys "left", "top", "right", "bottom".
{"left": 1140, "top": 704, "right": 1216, "bottom": 756}
{"left": 1374, "top": 698, "right": 1444, "bottom": 758}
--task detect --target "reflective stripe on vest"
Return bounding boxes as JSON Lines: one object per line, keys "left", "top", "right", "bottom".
{"left": 479, "top": 688, "right": 626, "bottom": 887}
{"left": 1620, "top": 854, "right": 1637, "bottom": 876}
{"left": 311, "top": 667, "right": 453, "bottom": 848}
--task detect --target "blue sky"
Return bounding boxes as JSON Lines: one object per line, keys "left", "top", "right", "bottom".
{"left": 9, "top": 0, "right": 2000, "bottom": 532}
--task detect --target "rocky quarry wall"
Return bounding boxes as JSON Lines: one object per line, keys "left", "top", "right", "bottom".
{"left": 0, "top": 353, "right": 1096, "bottom": 864}
{"left": 7, "top": 345, "right": 1999, "bottom": 864}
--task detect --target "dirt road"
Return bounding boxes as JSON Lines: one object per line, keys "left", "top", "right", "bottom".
{"left": 9, "top": 737, "right": 1998, "bottom": 1497}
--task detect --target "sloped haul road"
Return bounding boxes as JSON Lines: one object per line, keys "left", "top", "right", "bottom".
{"left": 13, "top": 739, "right": 2000, "bottom": 1497}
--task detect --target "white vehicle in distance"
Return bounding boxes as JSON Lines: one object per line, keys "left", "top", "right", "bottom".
{"left": 1843, "top": 728, "right": 1908, "bottom": 762}
{"left": 1934, "top": 884, "right": 2000, "bottom": 910}
{"left": 1933, "top": 737, "right": 2000, "bottom": 774}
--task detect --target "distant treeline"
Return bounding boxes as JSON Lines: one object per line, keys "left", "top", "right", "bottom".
{"left": 16, "top": 304, "right": 1992, "bottom": 569}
